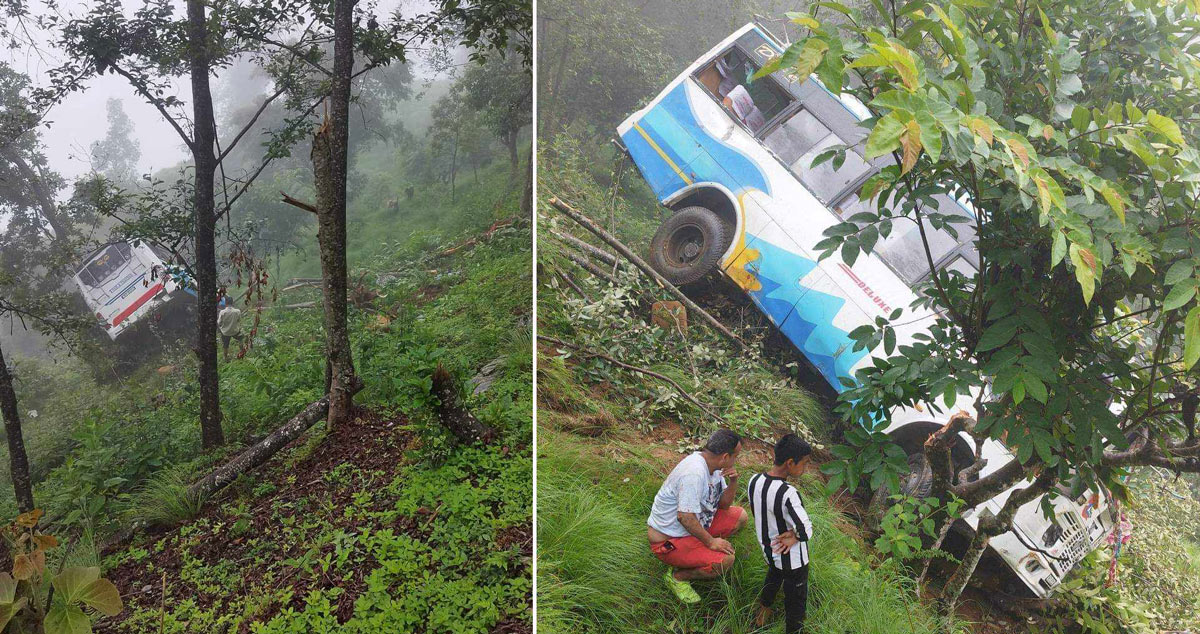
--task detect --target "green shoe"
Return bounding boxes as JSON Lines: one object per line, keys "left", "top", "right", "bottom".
{"left": 664, "top": 572, "right": 701, "bottom": 604}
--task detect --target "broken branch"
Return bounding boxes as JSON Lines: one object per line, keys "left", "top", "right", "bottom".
{"left": 547, "top": 197, "right": 748, "bottom": 350}
{"left": 538, "top": 334, "right": 725, "bottom": 425}
{"left": 280, "top": 191, "right": 318, "bottom": 214}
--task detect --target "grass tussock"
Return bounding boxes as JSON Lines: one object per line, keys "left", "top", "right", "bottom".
{"left": 128, "top": 466, "right": 206, "bottom": 528}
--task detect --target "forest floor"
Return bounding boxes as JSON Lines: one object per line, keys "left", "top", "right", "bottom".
{"left": 98, "top": 406, "right": 531, "bottom": 633}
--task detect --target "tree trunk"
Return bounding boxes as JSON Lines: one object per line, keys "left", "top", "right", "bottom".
{"left": 450, "top": 128, "right": 459, "bottom": 203}
{"left": 431, "top": 364, "right": 496, "bottom": 444}
{"left": 311, "top": 0, "right": 360, "bottom": 429}
{"left": 521, "top": 151, "right": 532, "bottom": 217}
{"left": 0, "top": 342, "right": 34, "bottom": 513}
{"left": 188, "top": 0, "right": 224, "bottom": 450}
{"left": 505, "top": 133, "right": 519, "bottom": 180}
{"left": 549, "top": 26, "right": 572, "bottom": 132}
{"left": 937, "top": 528, "right": 989, "bottom": 631}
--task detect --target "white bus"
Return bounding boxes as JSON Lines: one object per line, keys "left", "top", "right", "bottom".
{"left": 73, "top": 241, "right": 194, "bottom": 340}
{"left": 617, "top": 23, "right": 1115, "bottom": 597}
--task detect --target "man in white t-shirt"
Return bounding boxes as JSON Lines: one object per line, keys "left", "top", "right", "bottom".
{"left": 724, "top": 85, "right": 766, "bottom": 132}
{"left": 647, "top": 429, "right": 748, "bottom": 603}
{"left": 217, "top": 299, "right": 245, "bottom": 361}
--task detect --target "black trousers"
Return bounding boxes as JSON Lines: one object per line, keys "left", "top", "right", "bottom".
{"left": 759, "top": 565, "right": 809, "bottom": 634}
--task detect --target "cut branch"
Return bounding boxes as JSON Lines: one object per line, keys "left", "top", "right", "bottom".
{"left": 547, "top": 196, "right": 748, "bottom": 350}
{"left": 548, "top": 228, "right": 619, "bottom": 267}
{"left": 280, "top": 192, "right": 318, "bottom": 214}
{"left": 539, "top": 335, "right": 725, "bottom": 424}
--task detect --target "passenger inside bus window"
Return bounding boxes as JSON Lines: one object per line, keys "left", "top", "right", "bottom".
{"left": 695, "top": 48, "right": 792, "bottom": 132}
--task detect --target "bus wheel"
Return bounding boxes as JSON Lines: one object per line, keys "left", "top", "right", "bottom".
{"left": 649, "top": 206, "right": 730, "bottom": 286}
{"left": 867, "top": 451, "right": 933, "bottom": 529}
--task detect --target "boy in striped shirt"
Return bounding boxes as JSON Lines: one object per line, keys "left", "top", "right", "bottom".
{"left": 747, "top": 434, "right": 814, "bottom": 633}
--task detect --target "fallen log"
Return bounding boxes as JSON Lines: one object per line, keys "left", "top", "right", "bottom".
{"left": 547, "top": 197, "right": 748, "bottom": 351}
{"left": 432, "top": 363, "right": 497, "bottom": 444}
{"left": 188, "top": 384, "right": 363, "bottom": 500}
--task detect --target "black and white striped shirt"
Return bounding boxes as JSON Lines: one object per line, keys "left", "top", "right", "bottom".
{"left": 747, "top": 473, "right": 814, "bottom": 570}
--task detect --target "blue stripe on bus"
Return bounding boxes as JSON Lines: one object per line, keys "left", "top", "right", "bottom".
{"left": 741, "top": 236, "right": 870, "bottom": 392}
{"left": 104, "top": 273, "right": 146, "bottom": 306}
{"left": 621, "top": 128, "right": 690, "bottom": 199}
{"left": 658, "top": 85, "right": 772, "bottom": 196}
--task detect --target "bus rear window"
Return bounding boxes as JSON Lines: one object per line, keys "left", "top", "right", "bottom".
{"left": 79, "top": 244, "right": 132, "bottom": 287}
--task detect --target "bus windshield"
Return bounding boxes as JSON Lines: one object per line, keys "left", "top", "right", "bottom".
{"left": 78, "top": 243, "right": 132, "bottom": 288}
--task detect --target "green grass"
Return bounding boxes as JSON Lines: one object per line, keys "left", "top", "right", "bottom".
{"left": 127, "top": 465, "right": 206, "bottom": 527}
{"left": 537, "top": 429, "right": 958, "bottom": 634}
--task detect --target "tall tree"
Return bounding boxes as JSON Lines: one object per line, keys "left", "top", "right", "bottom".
{"left": 778, "top": 0, "right": 1200, "bottom": 617}
{"left": 55, "top": 0, "right": 330, "bottom": 449}
{"left": 318, "top": 0, "right": 359, "bottom": 427}
{"left": 89, "top": 98, "right": 141, "bottom": 183}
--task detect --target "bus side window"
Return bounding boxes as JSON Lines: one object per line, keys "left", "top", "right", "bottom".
{"left": 762, "top": 107, "right": 872, "bottom": 204}
{"left": 695, "top": 48, "right": 793, "bottom": 132}
{"left": 865, "top": 194, "right": 977, "bottom": 285}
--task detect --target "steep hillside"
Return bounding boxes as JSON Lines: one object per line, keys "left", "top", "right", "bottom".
{"left": 2, "top": 161, "right": 532, "bottom": 633}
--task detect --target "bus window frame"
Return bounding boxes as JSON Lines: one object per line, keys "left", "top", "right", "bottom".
{"left": 689, "top": 43, "right": 798, "bottom": 139}
{"left": 688, "top": 34, "right": 979, "bottom": 291}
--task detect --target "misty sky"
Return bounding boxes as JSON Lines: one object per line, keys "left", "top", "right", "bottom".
{"left": 5, "top": 0, "right": 445, "bottom": 182}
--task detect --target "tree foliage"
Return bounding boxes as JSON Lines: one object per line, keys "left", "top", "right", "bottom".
{"left": 758, "top": 0, "right": 1200, "bottom": 612}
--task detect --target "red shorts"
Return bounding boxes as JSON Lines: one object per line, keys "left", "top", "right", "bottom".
{"left": 650, "top": 506, "right": 745, "bottom": 574}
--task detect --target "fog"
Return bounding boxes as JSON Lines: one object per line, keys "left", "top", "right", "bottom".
{"left": 3, "top": 0, "right": 459, "bottom": 183}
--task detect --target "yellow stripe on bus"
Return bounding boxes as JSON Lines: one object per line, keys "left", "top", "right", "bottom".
{"left": 632, "top": 121, "right": 693, "bottom": 185}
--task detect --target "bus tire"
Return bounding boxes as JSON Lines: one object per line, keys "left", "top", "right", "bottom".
{"left": 866, "top": 451, "right": 933, "bottom": 529}
{"left": 648, "top": 206, "right": 730, "bottom": 286}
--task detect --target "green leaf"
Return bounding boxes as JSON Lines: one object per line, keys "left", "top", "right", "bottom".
{"left": 865, "top": 112, "right": 907, "bottom": 159}
{"left": 44, "top": 604, "right": 91, "bottom": 634}
{"left": 1069, "top": 244, "right": 1096, "bottom": 305}
{"left": 0, "top": 599, "right": 25, "bottom": 633}
{"left": 1051, "top": 230, "right": 1067, "bottom": 268}
{"left": 1164, "top": 282, "right": 1197, "bottom": 312}
{"left": 0, "top": 573, "right": 15, "bottom": 604}
{"left": 977, "top": 318, "right": 1020, "bottom": 352}
{"left": 76, "top": 579, "right": 122, "bottom": 617}
{"left": 1024, "top": 373, "right": 1048, "bottom": 403}
{"left": 1185, "top": 305, "right": 1200, "bottom": 369}
{"left": 1147, "top": 111, "right": 1185, "bottom": 146}
{"left": 1012, "top": 379, "right": 1026, "bottom": 405}
{"left": 53, "top": 567, "right": 100, "bottom": 605}
{"left": 1165, "top": 260, "right": 1194, "bottom": 286}
{"left": 1098, "top": 184, "right": 1125, "bottom": 224}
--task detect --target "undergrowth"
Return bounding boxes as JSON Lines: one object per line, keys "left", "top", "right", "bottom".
{"left": 537, "top": 430, "right": 960, "bottom": 634}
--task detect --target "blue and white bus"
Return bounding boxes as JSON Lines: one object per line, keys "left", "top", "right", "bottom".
{"left": 618, "top": 23, "right": 1115, "bottom": 597}
{"left": 73, "top": 241, "right": 194, "bottom": 340}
